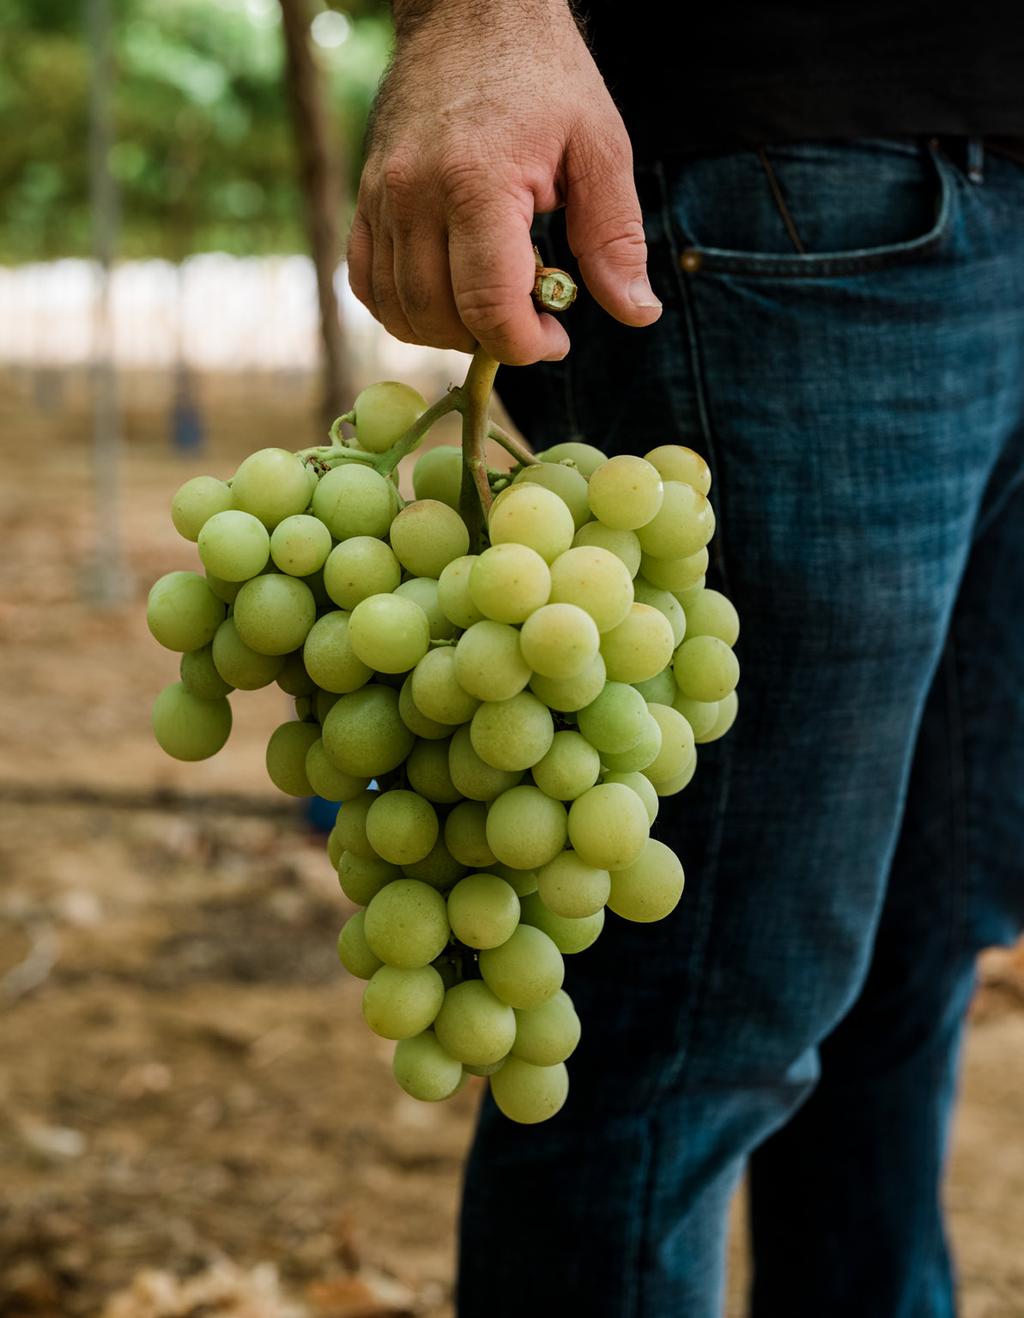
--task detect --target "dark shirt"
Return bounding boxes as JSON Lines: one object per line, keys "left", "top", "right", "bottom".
{"left": 580, "top": 1, "right": 1024, "bottom": 158}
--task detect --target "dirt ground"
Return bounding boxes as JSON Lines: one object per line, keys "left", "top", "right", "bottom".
{"left": 1, "top": 367, "right": 1023, "bottom": 1318}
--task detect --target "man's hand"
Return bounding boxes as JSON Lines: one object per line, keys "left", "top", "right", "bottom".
{"left": 347, "top": 0, "right": 662, "bottom": 365}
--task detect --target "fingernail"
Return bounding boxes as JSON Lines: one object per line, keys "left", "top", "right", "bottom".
{"left": 629, "top": 276, "right": 662, "bottom": 309}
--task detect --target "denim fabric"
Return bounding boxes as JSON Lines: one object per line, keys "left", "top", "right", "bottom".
{"left": 457, "top": 139, "right": 1024, "bottom": 1317}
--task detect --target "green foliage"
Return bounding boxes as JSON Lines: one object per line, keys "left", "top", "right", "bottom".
{"left": 0, "top": 0, "right": 392, "bottom": 262}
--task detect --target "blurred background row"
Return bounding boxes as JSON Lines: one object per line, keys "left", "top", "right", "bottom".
{"left": 0, "top": 3, "right": 1022, "bottom": 1317}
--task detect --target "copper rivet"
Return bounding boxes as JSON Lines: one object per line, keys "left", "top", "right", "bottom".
{"left": 680, "top": 249, "right": 702, "bottom": 273}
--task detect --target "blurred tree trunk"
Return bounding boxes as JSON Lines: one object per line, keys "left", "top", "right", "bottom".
{"left": 279, "top": 0, "right": 350, "bottom": 424}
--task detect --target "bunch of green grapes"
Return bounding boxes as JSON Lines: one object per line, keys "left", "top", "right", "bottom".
{"left": 147, "top": 379, "right": 739, "bottom": 1125}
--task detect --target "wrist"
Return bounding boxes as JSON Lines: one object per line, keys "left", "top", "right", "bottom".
{"left": 391, "top": 0, "right": 580, "bottom": 44}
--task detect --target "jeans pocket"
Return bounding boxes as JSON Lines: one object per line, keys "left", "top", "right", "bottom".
{"left": 670, "top": 138, "right": 956, "bottom": 279}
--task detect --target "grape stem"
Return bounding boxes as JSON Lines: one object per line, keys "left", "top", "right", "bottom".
{"left": 486, "top": 420, "right": 539, "bottom": 468}
{"left": 459, "top": 347, "right": 501, "bottom": 548}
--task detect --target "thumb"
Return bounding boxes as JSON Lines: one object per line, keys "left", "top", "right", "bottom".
{"left": 563, "top": 128, "right": 662, "bottom": 327}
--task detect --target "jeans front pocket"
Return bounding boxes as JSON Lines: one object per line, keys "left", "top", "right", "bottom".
{"left": 669, "top": 138, "right": 957, "bottom": 279}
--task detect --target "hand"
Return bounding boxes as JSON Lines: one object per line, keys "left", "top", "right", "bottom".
{"left": 347, "top": 0, "right": 662, "bottom": 365}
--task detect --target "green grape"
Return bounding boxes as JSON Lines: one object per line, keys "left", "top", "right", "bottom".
{"left": 511, "top": 990, "right": 581, "bottom": 1067}
{"left": 231, "top": 447, "right": 311, "bottom": 529}
{"left": 322, "top": 685, "right": 414, "bottom": 776}
{"left": 632, "top": 667, "right": 678, "bottom": 706}
{"left": 389, "top": 498, "right": 470, "bottom": 578}
{"left": 197, "top": 509, "right": 270, "bottom": 582}
{"left": 364, "top": 878, "right": 450, "bottom": 969}
{"left": 600, "top": 603, "right": 676, "bottom": 683}
{"left": 537, "top": 850, "right": 610, "bottom": 919}
{"left": 352, "top": 380, "right": 426, "bottom": 453}
{"left": 675, "top": 576, "right": 707, "bottom": 609}
{"left": 365, "top": 789, "right": 439, "bottom": 866}
{"left": 486, "top": 786, "right": 567, "bottom": 870}
{"left": 600, "top": 712, "right": 662, "bottom": 772}
{"left": 447, "top": 873, "right": 520, "bottom": 949}
{"left": 412, "top": 444, "right": 462, "bottom": 508}
{"left": 577, "top": 681, "right": 647, "bottom": 754}
{"left": 608, "top": 837, "right": 686, "bottom": 922}
{"left": 464, "top": 1058, "right": 507, "bottom": 1077}
{"left": 171, "top": 474, "right": 233, "bottom": 541}
{"left": 393, "top": 1030, "right": 464, "bottom": 1101}
{"left": 327, "top": 823, "right": 345, "bottom": 869}
{"left": 448, "top": 724, "right": 523, "bottom": 801}
{"left": 316, "top": 689, "right": 341, "bottom": 723}
{"left": 152, "top": 682, "right": 231, "bottom": 761}
{"left": 180, "top": 644, "right": 233, "bottom": 699}
{"left": 601, "top": 770, "right": 659, "bottom": 825}
{"left": 548, "top": 545, "right": 634, "bottom": 633}
{"left": 233, "top": 574, "right": 316, "bottom": 656}
{"left": 301, "top": 566, "right": 332, "bottom": 610}
{"left": 276, "top": 650, "right": 316, "bottom": 697}
{"left": 643, "top": 444, "right": 712, "bottom": 494}
{"left": 683, "top": 588, "right": 740, "bottom": 646}
{"left": 491, "top": 862, "right": 540, "bottom": 898}
{"left": 571, "top": 521, "right": 642, "bottom": 577}
{"left": 306, "top": 739, "right": 369, "bottom": 802}
{"left": 434, "top": 980, "right": 516, "bottom": 1065}
{"left": 520, "top": 599, "right": 602, "bottom": 681}
{"left": 470, "top": 692, "right": 554, "bottom": 772}
{"left": 455, "top": 620, "right": 532, "bottom": 702}
{"left": 398, "top": 674, "right": 451, "bottom": 740}
{"left": 269, "top": 513, "right": 332, "bottom": 577}
{"left": 635, "top": 480, "right": 715, "bottom": 559}
{"left": 632, "top": 580, "right": 687, "bottom": 646}
{"left": 332, "top": 790, "right": 379, "bottom": 860}
{"left": 672, "top": 692, "right": 720, "bottom": 739}
{"left": 655, "top": 755, "right": 698, "bottom": 796}
{"left": 567, "top": 782, "right": 649, "bottom": 870}
{"left": 586, "top": 454, "right": 664, "bottom": 530}
{"left": 491, "top": 1056, "right": 568, "bottom": 1124}
{"left": 437, "top": 555, "right": 484, "bottom": 629}
{"left": 479, "top": 924, "right": 564, "bottom": 1009}
{"left": 640, "top": 547, "right": 709, "bottom": 592}
{"left": 338, "top": 849, "right": 400, "bottom": 904}
{"left": 529, "top": 652, "right": 607, "bottom": 713}
{"left": 519, "top": 892, "right": 605, "bottom": 954}
{"left": 642, "top": 703, "right": 697, "bottom": 785}
{"left": 468, "top": 543, "right": 551, "bottom": 624}
{"left": 513, "top": 462, "right": 590, "bottom": 529}
{"left": 406, "top": 738, "right": 462, "bottom": 804}
{"left": 411, "top": 647, "right": 480, "bottom": 725}
{"left": 265, "top": 720, "right": 320, "bottom": 795}
{"left": 402, "top": 837, "right": 467, "bottom": 889}
{"left": 695, "top": 689, "right": 739, "bottom": 744}
{"left": 302, "top": 611, "right": 372, "bottom": 694}
{"left": 673, "top": 635, "right": 740, "bottom": 702}
{"left": 211, "top": 617, "right": 284, "bottom": 689}
{"left": 205, "top": 572, "right": 243, "bottom": 604}
{"left": 394, "top": 577, "right": 456, "bottom": 641}
{"left": 537, "top": 440, "right": 608, "bottom": 477}
{"left": 488, "top": 483, "right": 575, "bottom": 563}
{"left": 293, "top": 694, "right": 315, "bottom": 722}
{"left": 147, "top": 571, "right": 225, "bottom": 652}
{"left": 530, "top": 730, "right": 601, "bottom": 801}
{"left": 312, "top": 463, "right": 395, "bottom": 540}
{"left": 348, "top": 594, "right": 430, "bottom": 675}
{"left": 323, "top": 536, "right": 401, "bottom": 610}
{"left": 444, "top": 800, "right": 497, "bottom": 869}
{"left": 337, "top": 911, "right": 384, "bottom": 980}
{"left": 363, "top": 963, "right": 445, "bottom": 1039}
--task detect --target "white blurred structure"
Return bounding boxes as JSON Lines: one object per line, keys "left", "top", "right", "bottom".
{"left": 0, "top": 255, "right": 468, "bottom": 380}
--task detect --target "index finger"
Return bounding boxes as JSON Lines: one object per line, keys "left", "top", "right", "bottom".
{"left": 447, "top": 192, "right": 570, "bottom": 366}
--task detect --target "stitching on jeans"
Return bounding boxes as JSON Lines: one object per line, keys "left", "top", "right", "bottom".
{"left": 945, "top": 632, "right": 972, "bottom": 957}
{"left": 756, "top": 145, "right": 808, "bottom": 255}
{"left": 642, "top": 162, "right": 737, "bottom": 1102}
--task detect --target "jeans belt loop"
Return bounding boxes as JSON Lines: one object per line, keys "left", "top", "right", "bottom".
{"left": 966, "top": 136, "right": 985, "bottom": 185}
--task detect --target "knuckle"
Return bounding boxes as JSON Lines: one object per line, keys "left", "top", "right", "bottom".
{"left": 577, "top": 216, "right": 648, "bottom": 265}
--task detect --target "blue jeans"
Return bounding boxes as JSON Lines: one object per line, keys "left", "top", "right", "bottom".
{"left": 457, "top": 138, "right": 1024, "bottom": 1317}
